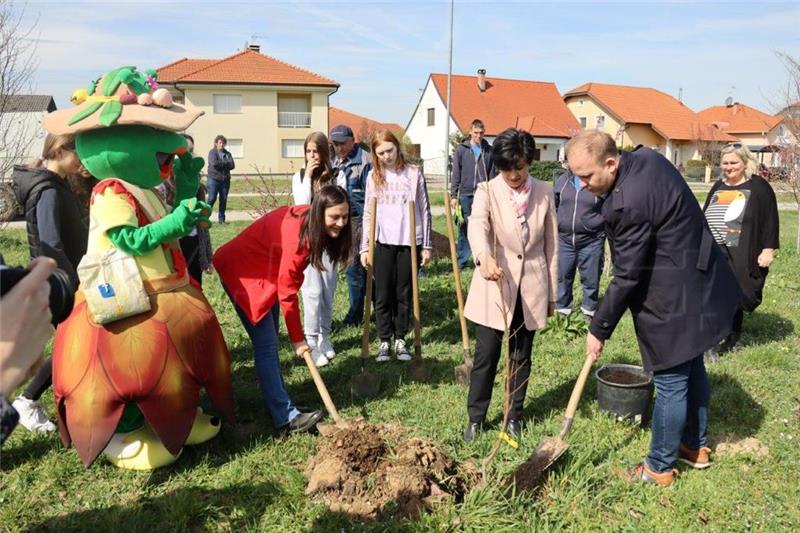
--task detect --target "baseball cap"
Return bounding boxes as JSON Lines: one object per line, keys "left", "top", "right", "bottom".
{"left": 330, "top": 125, "right": 354, "bottom": 142}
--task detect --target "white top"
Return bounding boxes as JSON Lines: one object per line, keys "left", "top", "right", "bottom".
{"left": 291, "top": 168, "right": 346, "bottom": 205}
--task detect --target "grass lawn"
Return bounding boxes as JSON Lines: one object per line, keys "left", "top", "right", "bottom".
{"left": 0, "top": 211, "right": 798, "bottom": 531}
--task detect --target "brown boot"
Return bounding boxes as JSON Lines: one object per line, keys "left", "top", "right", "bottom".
{"left": 678, "top": 442, "right": 712, "bottom": 469}
{"left": 625, "top": 462, "right": 677, "bottom": 487}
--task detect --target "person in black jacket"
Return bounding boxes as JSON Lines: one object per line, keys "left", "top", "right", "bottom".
{"left": 567, "top": 131, "right": 740, "bottom": 487}
{"left": 10, "top": 133, "right": 90, "bottom": 433}
{"left": 554, "top": 170, "right": 605, "bottom": 319}
{"left": 702, "top": 143, "right": 779, "bottom": 360}
{"left": 206, "top": 134, "right": 235, "bottom": 224}
{"left": 449, "top": 119, "right": 495, "bottom": 269}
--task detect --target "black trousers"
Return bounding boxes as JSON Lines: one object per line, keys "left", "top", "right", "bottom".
{"left": 22, "top": 357, "right": 51, "bottom": 401}
{"left": 373, "top": 242, "right": 413, "bottom": 342}
{"left": 467, "top": 294, "right": 535, "bottom": 423}
{"left": 180, "top": 234, "right": 203, "bottom": 286}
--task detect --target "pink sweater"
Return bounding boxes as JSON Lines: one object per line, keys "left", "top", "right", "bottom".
{"left": 360, "top": 164, "right": 432, "bottom": 252}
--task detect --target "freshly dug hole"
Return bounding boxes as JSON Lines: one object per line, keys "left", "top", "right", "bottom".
{"left": 305, "top": 419, "right": 476, "bottom": 520}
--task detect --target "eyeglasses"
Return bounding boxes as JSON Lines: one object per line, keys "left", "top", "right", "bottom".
{"left": 723, "top": 143, "right": 743, "bottom": 149}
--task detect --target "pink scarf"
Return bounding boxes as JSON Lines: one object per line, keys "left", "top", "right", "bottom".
{"left": 505, "top": 176, "right": 532, "bottom": 244}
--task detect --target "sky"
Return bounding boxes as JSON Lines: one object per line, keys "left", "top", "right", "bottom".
{"left": 16, "top": 0, "right": 800, "bottom": 128}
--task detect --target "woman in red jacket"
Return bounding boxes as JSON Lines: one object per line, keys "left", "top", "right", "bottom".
{"left": 213, "top": 185, "right": 351, "bottom": 433}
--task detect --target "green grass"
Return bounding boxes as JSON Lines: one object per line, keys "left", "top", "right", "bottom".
{"left": 1, "top": 212, "right": 798, "bottom": 531}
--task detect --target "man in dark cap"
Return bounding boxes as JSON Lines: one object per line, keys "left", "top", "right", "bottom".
{"left": 330, "top": 125, "right": 372, "bottom": 326}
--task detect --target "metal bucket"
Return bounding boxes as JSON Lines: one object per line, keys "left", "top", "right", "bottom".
{"left": 595, "top": 364, "right": 654, "bottom": 426}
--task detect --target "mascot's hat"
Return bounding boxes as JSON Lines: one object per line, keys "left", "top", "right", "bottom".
{"left": 43, "top": 65, "right": 203, "bottom": 135}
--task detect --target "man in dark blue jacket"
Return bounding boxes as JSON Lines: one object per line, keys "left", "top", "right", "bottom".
{"left": 554, "top": 169, "right": 605, "bottom": 318}
{"left": 330, "top": 124, "right": 372, "bottom": 326}
{"left": 449, "top": 119, "right": 494, "bottom": 269}
{"left": 206, "top": 134, "right": 235, "bottom": 224}
{"left": 567, "top": 131, "right": 740, "bottom": 487}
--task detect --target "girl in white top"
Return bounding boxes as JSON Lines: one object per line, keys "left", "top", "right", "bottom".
{"left": 360, "top": 129, "right": 432, "bottom": 362}
{"left": 291, "top": 131, "right": 344, "bottom": 367}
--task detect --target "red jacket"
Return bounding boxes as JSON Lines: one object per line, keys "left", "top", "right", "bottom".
{"left": 213, "top": 205, "right": 310, "bottom": 343}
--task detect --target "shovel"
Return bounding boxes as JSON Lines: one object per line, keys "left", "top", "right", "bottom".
{"left": 444, "top": 191, "right": 473, "bottom": 385}
{"left": 301, "top": 348, "right": 343, "bottom": 427}
{"left": 406, "top": 200, "right": 431, "bottom": 382}
{"left": 512, "top": 352, "right": 595, "bottom": 492}
{"left": 350, "top": 197, "right": 381, "bottom": 400}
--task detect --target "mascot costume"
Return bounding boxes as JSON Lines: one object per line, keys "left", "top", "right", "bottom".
{"left": 42, "top": 66, "right": 235, "bottom": 470}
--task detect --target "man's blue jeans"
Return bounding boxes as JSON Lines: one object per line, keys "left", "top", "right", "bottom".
{"left": 227, "top": 294, "right": 300, "bottom": 428}
{"left": 556, "top": 237, "right": 604, "bottom": 315}
{"left": 456, "top": 194, "right": 474, "bottom": 269}
{"left": 343, "top": 216, "right": 366, "bottom": 324}
{"left": 206, "top": 178, "right": 230, "bottom": 223}
{"left": 647, "top": 354, "right": 709, "bottom": 472}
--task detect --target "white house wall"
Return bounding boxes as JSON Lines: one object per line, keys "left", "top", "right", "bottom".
{"left": 0, "top": 112, "right": 47, "bottom": 177}
{"left": 405, "top": 77, "right": 459, "bottom": 178}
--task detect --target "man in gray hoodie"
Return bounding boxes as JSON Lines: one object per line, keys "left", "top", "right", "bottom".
{"left": 449, "top": 119, "right": 494, "bottom": 270}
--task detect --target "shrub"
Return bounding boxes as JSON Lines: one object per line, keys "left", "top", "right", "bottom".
{"left": 686, "top": 159, "right": 708, "bottom": 169}
{"left": 529, "top": 160, "right": 564, "bottom": 183}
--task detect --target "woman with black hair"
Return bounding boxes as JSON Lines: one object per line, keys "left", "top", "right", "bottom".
{"left": 213, "top": 185, "right": 351, "bottom": 434}
{"left": 461, "top": 128, "right": 558, "bottom": 443}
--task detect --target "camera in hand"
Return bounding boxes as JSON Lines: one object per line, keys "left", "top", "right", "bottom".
{"left": 0, "top": 266, "right": 75, "bottom": 325}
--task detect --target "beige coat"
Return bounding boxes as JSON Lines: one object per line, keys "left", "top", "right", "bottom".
{"left": 464, "top": 176, "right": 558, "bottom": 331}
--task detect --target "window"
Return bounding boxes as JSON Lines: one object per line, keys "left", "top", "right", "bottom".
{"left": 282, "top": 139, "right": 304, "bottom": 158}
{"left": 579, "top": 116, "right": 587, "bottom": 128}
{"left": 213, "top": 94, "right": 241, "bottom": 114}
{"left": 226, "top": 139, "right": 243, "bottom": 158}
{"left": 173, "top": 93, "right": 185, "bottom": 104}
{"left": 578, "top": 99, "right": 584, "bottom": 106}
{"left": 596, "top": 115, "right": 605, "bottom": 129}
{"left": 278, "top": 95, "right": 311, "bottom": 128}
{"left": 427, "top": 108, "right": 435, "bottom": 126}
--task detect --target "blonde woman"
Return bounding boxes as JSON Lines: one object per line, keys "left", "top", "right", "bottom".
{"left": 702, "top": 143, "right": 779, "bottom": 359}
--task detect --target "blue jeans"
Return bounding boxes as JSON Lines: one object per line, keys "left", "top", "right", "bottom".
{"left": 647, "top": 354, "right": 709, "bottom": 472}
{"left": 456, "top": 194, "right": 474, "bottom": 269}
{"left": 206, "top": 178, "right": 230, "bottom": 223}
{"left": 343, "top": 216, "right": 366, "bottom": 324}
{"left": 556, "top": 237, "right": 604, "bottom": 315}
{"left": 227, "top": 292, "right": 300, "bottom": 428}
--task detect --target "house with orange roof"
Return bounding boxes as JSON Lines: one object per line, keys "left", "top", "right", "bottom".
{"left": 405, "top": 70, "right": 580, "bottom": 176}
{"left": 328, "top": 106, "right": 403, "bottom": 144}
{"left": 157, "top": 45, "right": 339, "bottom": 174}
{"left": 698, "top": 101, "right": 789, "bottom": 165}
{"left": 563, "top": 82, "right": 736, "bottom": 167}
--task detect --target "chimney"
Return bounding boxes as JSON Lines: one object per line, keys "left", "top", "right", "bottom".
{"left": 477, "top": 69, "right": 486, "bottom": 92}
{"left": 248, "top": 44, "right": 261, "bottom": 53}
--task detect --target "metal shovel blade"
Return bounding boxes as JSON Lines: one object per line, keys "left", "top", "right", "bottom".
{"left": 406, "top": 355, "right": 431, "bottom": 383}
{"left": 454, "top": 351, "right": 473, "bottom": 386}
{"left": 350, "top": 369, "right": 382, "bottom": 401}
{"left": 512, "top": 437, "right": 569, "bottom": 492}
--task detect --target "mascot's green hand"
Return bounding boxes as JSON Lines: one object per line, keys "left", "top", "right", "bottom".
{"left": 173, "top": 152, "right": 205, "bottom": 204}
{"left": 106, "top": 198, "right": 208, "bottom": 256}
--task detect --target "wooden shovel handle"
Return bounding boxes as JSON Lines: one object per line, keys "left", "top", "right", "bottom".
{"left": 302, "top": 349, "right": 342, "bottom": 423}
{"left": 443, "top": 191, "right": 471, "bottom": 360}
{"left": 361, "top": 197, "right": 377, "bottom": 359}
{"left": 408, "top": 201, "right": 422, "bottom": 352}
{"left": 558, "top": 352, "right": 595, "bottom": 439}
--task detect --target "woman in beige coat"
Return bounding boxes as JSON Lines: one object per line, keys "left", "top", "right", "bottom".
{"left": 462, "top": 128, "right": 558, "bottom": 443}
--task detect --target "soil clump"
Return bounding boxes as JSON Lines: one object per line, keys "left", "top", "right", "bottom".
{"left": 598, "top": 368, "right": 651, "bottom": 386}
{"left": 305, "top": 419, "right": 476, "bottom": 520}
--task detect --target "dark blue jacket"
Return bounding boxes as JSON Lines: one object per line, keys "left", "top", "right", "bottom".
{"left": 207, "top": 148, "right": 235, "bottom": 182}
{"left": 333, "top": 145, "right": 371, "bottom": 220}
{"left": 450, "top": 138, "right": 494, "bottom": 197}
{"left": 589, "top": 147, "right": 741, "bottom": 371}
{"left": 554, "top": 171, "right": 605, "bottom": 248}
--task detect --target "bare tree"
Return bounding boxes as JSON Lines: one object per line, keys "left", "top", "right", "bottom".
{"left": 0, "top": 0, "right": 38, "bottom": 180}
{"left": 774, "top": 52, "right": 800, "bottom": 249}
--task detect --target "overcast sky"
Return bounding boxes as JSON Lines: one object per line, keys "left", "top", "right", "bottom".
{"left": 19, "top": 1, "right": 800, "bottom": 127}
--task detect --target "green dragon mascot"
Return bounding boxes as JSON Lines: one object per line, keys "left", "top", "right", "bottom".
{"left": 43, "top": 66, "right": 235, "bottom": 470}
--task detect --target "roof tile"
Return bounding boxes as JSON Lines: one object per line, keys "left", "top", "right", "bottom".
{"left": 1, "top": 94, "right": 56, "bottom": 113}
{"left": 329, "top": 107, "right": 403, "bottom": 142}
{"left": 430, "top": 74, "right": 579, "bottom": 138}
{"left": 698, "top": 103, "right": 782, "bottom": 134}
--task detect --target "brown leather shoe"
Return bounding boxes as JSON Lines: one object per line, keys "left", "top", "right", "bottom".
{"left": 678, "top": 442, "right": 712, "bottom": 469}
{"left": 625, "top": 462, "right": 677, "bottom": 487}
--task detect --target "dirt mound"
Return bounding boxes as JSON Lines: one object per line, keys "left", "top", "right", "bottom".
{"left": 305, "top": 419, "right": 476, "bottom": 520}
{"left": 714, "top": 437, "right": 770, "bottom": 458}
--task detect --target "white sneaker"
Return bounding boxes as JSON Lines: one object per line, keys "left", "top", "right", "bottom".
{"left": 394, "top": 339, "right": 412, "bottom": 362}
{"left": 311, "top": 347, "right": 330, "bottom": 368}
{"left": 12, "top": 396, "right": 57, "bottom": 432}
{"left": 376, "top": 341, "right": 391, "bottom": 362}
{"left": 318, "top": 336, "right": 336, "bottom": 359}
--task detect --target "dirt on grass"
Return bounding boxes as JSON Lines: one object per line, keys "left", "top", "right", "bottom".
{"left": 713, "top": 436, "right": 771, "bottom": 458}
{"left": 304, "top": 419, "right": 477, "bottom": 520}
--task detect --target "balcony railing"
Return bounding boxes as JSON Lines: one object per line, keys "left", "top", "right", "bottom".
{"left": 278, "top": 111, "right": 311, "bottom": 128}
